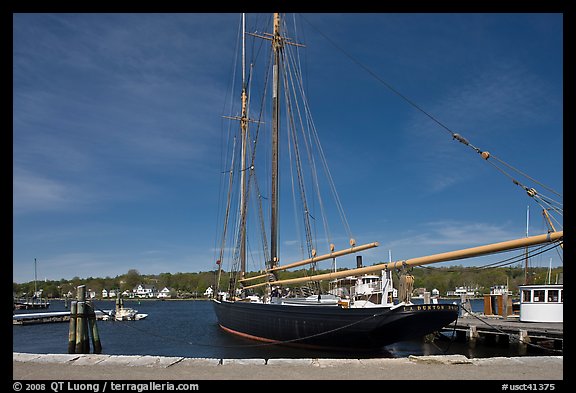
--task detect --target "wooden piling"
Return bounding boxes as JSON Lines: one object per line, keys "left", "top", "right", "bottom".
{"left": 483, "top": 294, "right": 493, "bottom": 315}
{"left": 75, "top": 300, "right": 86, "bottom": 353}
{"left": 468, "top": 325, "right": 479, "bottom": 348}
{"left": 67, "top": 301, "right": 77, "bottom": 354}
{"left": 460, "top": 294, "right": 471, "bottom": 317}
{"left": 86, "top": 302, "right": 102, "bottom": 354}
{"left": 75, "top": 285, "right": 91, "bottom": 353}
{"left": 65, "top": 285, "right": 104, "bottom": 354}
{"left": 423, "top": 291, "right": 430, "bottom": 304}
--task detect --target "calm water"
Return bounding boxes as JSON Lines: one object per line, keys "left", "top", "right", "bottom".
{"left": 12, "top": 298, "right": 547, "bottom": 359}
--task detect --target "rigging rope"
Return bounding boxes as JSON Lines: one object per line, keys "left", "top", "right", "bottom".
{"left": 417, "top": 240, "right": 563, "bottom": 272}
{"left": 299, "top": 14, "right": 563, "bottom": 225}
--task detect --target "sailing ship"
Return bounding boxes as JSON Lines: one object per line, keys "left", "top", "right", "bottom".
{"left": 211, "top": 13, "right": 563, "bottom": 351}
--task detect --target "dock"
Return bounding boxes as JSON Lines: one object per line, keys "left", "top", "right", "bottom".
{"left": 13, "top": 297, "right": 50, "bottom": 310}
{"left": 442, "top": 314, "right": 563, "bottom": 354}
{"left": 13, "top": 310, "right": 111, "bottom": 325}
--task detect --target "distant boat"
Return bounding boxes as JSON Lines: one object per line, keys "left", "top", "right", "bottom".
{"left": 490, "top": 284, "right": 513, "bottom": 296}
{"left": 13, "top": 258, "right": 50, "bottom": 310}
{"left": 102, "top": 297, "right": 148, "bottom": 321}
{"left": 109, "top": 307, "right": 148, "bottom": 321}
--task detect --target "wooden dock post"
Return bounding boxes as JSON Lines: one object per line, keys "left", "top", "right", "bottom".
{"left": 423, "top": 291, "right": 430, "bottom": 304}
{"left": 467, "top": 325, "right": 479, "bottom": 348}
{"left": 519, "top": 329, "right": 530, "bottom": 355}
{"left": 67, "top": 301, "right": 77, "bottom": 354}
{"left": 460, "top": 294, "right": 471, "bottom": 317}
{"left": 483, "top": 294, "right": 493, "bottom": 315}
{"left": 86, "top": 302, "right": 102, "bottom": 354}
{"left": 75, "top": 286, "right": 87, "bottom": 353}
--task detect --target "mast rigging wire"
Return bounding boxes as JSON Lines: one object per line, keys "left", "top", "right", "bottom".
{"left": 299, "top": 13, "right": 563, "bottom": 222}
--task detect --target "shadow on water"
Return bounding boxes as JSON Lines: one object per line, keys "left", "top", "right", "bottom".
{"left": 13, "top": 299, "right": 556, "bottom": 359}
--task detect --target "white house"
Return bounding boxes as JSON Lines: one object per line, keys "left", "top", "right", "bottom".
{"left": 102, "top": 289, "right": 118, "bottom": 298}
{"left": 157, "top": 287, "right": 174, "bottom": 299}
{"left": 133, "top": 284, "right": 157, "bottom": 298}
{"left": 204, "top": 286, "right": 214, "bottom": 298}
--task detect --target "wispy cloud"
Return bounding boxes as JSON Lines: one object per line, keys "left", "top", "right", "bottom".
{"left": 13, "top": 167, "right": 89, "bottom": 214}
{"left": 401, "top": 58, "right": 561, "bottom": 194}
{"left": 368, "top": 219, "right": 523, "bottom": 263}
{"left": 13, "top": 13, "right": 237, "bottom": 218}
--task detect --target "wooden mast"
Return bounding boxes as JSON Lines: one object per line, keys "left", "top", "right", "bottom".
{"left": 242, "top": 230, "right": 563, "bottom": 290}
{"left": 239, "top": 13, "right": 248, "bottom": 276}
{"left": 270, "top": 13, "right": 282, "bottom": 271}
{"left": 524, "top": 205, "right": 529, "bottom": 285}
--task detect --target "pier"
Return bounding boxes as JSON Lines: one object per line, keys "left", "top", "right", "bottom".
{"left": 13, "top": 297, "right": 50, "bottom": 310}
{"left": 442, "top": 314, "right": 563, "bottom": 354}
{"left": 13, "top": 310, "right": 110, "bottom": 325}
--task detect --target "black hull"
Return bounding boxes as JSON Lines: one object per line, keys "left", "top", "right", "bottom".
{"left": 212, "top": 300, "right": 459, "bottom": 350}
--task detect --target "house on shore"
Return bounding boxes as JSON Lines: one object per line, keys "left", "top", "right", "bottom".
{"left": 157, "top": 287, "right": 175, "bottom": 299}
{"left": 133, "top": 284, "right": 158, "bottom": 298}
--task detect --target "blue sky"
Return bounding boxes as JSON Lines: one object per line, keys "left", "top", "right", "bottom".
{"left": 13, "top": 13, "right": 563, "bottom": 283}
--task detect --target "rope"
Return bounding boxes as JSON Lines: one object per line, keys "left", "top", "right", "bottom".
{"left": 398, "top": 274, "right": 414, "bottom": 303}
{"left": 417, "top": 240, "right": 563, "bottom": 272}
{"left": 299, "top": 13, "right": 563, "bottom": 221}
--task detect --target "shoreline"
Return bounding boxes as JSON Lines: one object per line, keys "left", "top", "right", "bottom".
{"left": 13, "top": 352, "right": 563, "bottom": 381}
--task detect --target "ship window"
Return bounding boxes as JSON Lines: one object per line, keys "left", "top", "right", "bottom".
{"left": 522, "top": 290, "right": 531, "bottom": 303}
{"left": 533, "top": 290, "right": 545, "bottom": 302}
{"left": 547, "top": 290, "right": 559, "bottom": 303}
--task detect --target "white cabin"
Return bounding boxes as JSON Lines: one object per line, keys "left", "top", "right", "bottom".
{"left": 518, "top": 284, "right": 563, "bottom": 323}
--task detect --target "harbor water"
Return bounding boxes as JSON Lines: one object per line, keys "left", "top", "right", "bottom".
{"left": 12, "top": 298, "right": 550, "bottom": 359}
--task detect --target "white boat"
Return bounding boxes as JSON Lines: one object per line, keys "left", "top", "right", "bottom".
{"left": 113, "top": 307, "right": 148, "bottom": 321}
{"left": 518, "top": 284, "right": 563, "bottom": 323}
{"left": 490, "top": 284, "right": 513, "bottom": 296}
{"left": 102, "top": 297, "right": 148, "bottom": 321}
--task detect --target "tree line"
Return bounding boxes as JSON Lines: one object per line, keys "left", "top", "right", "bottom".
{"left": 13, "top": 265, "right": 562, "bottom": 299}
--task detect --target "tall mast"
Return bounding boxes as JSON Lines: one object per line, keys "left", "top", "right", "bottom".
{"left": 239, "top": 13, "right": 248, "bottom": 276}
{"left": 524, "top": 205, "right": 530, "bottom": 285}
{"left": 270, "top": 13, "right": 282, "bottom": 270}
{"left": 34, "top": 258, "right": 38, "bottom": 296}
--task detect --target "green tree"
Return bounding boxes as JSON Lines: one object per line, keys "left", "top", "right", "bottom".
{"left": 124, "top": 269, "right": 141, "bottom": 290}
